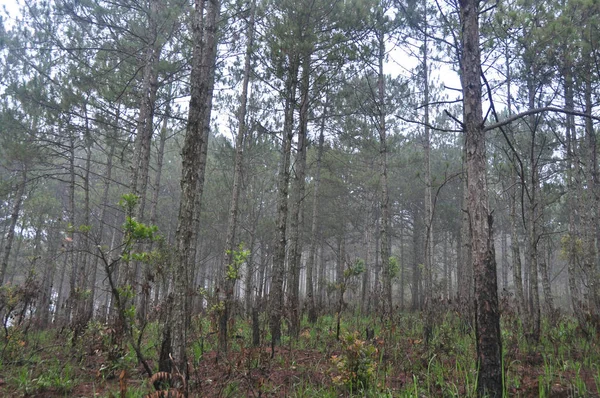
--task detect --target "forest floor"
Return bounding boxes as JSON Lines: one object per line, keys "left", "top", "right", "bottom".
{"left": 0, "top": 309, "right": 599, "bottom": 397}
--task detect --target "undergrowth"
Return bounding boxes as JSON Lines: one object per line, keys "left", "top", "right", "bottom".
{"left": 0, "top": 310, "right": 598, "bottom": 397}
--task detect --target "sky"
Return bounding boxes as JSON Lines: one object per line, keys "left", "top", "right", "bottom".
{"left": 0, "top": 0, "right": 463, "bottom": 138}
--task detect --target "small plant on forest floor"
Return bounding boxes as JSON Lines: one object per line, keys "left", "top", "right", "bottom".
{"left": 331, "top": 331, "right": 378, "bottom": 392}
{"left": 33, "top": 362, "right": 77, "bottom": 394}
{"left": 570, "top": 363, "right": 588, "bottom": 396}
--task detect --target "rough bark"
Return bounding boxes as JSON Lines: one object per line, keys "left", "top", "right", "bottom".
{"left": 458, "top": 146, "right": 472, "bottom": 307}
{"left": 459, "top": 0, "right": 502, "bottom": 395}
{"left": 172, "top": 0, "right": 220, "bottom": 376}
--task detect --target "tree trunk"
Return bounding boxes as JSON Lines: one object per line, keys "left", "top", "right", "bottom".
{"left": 270, "top": 54, "right": 300, "bottom": 350}
{"left": 0, "top": 169, "right": 27, "bottom": 285}
{"left": 584, "top": 74, "right": 600, "bottom": 317}
{"left": 539, "top": 237, "right": 554, "bottom": 316}
{"left": 526, "top": 77, "right": 540, "bottom": 341}
{"left": 459, "top": 0, "right": 502, "bottom": 395}
{"left": 422, "top": 0, "right": 433, "bottom": 309}
{"left": 306, "top": 101, "right": 326, "bottom": 323}
{"left": 377, "top": 24, "right": 392, "bottom": 316}
{"left": 219, "top": 0, "right": 255, "bottom": 352}
{"left": 509, "top": 175, "right": 526, "bottom": 321}
{"left": 564, "top": 67, "right": 586, "bottom": 328}
{"left": 66, "top": 133, "right": 77, "bottom": 323}
{"left": 37, "top": 219, "right": 60, "bottom": 327}
{"left": 412, "top": 209, "right": 422, "bottom": 311}
{"left": 131, "top": 0, "right": 162, "bottom": 222}
{"left": 172, "top": 0, "right": 220, "bottom": 376}
{"left": 458, "top": 146, "right": 472, "bottom": 307}
{"left": 288, "top": 51, "right": 310, "bottom": 339}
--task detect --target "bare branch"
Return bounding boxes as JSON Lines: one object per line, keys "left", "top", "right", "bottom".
{"left": 394, "top": 113, "right": 462, "bottom": 133}
{"left": 444, "top": 109, "right": 464, "bottom": 129}
{"left": 484, "top": 107, "right": 600, "bottom": 132}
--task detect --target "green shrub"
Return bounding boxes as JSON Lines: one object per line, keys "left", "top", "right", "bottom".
{"left": 331, "top": 331, "right": 378, "bottom": 391}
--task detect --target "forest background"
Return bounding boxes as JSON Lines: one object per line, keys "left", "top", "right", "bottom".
{"left": 0, "top": 0, "right": 600, "bottom": 397}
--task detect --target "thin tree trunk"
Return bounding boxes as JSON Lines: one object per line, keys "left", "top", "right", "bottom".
{"left": 501, "top": 227, "right": 508, "bottom": 291}
{"left": 288, "top": 52, "right": 310, "bottom": 339}
{"left": 270, "top": 54, "right": 299, "bottom": 350}
{"left": 0, "top": 169, "right": 27, "bottom": 285}
{"left": 539, "top": 237, "right": 554, "bottom": 316}
{"left": 376, "top": 23, "right": 392, "bottom": 316}
{"left": 412, "top": 209, "right": 422, "bottom": 311}
{"left": 306, "top": 101, "right": 326, "bottom": 323}
{"left": 510, "top": 178, "right": 526, "bottom": 321}
{"left": 361, "top": 215, "right": 372, "bottom": 313}
{"left": 422, "top": 0, "right": 434, "bottom": 310}
{"left": 140, "top": 101, "right": 169, "bottom": 322}
{"left": 219, "top": 0, "right": 255, "bottom": 352}
{"left": 584, "top": 75, "right": 600, "bottom": 317}
{"left": 526, "top": 77, "right": 540, "bottom": 341}
{"left": 89, "top": 130, "right": 116, "bottom": 320}
{"left": 564, "top": 68, "right": 586, "bottom": 328}
{"left": 66, "top": 133, "right": 77, "bottom": 323}
{"left": 399, "top": 216, "right": 405, "bottom": 308}
{"left": 131, "top": 0, "right": 162, "bottom": 221}
{"left": 37, "top": 220, "right": 60, "bottom": 327}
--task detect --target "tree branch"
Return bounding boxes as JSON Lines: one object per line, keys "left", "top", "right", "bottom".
{"left": 395, "top": 113, "right": 462, "bottom": 133}
{"left": 484, "top": 107, "right": 600, "bottom": 132}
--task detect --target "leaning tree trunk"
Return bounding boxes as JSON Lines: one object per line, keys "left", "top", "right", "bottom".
{"left": 459, "top": 0, "right": 502, "bottom": 395}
